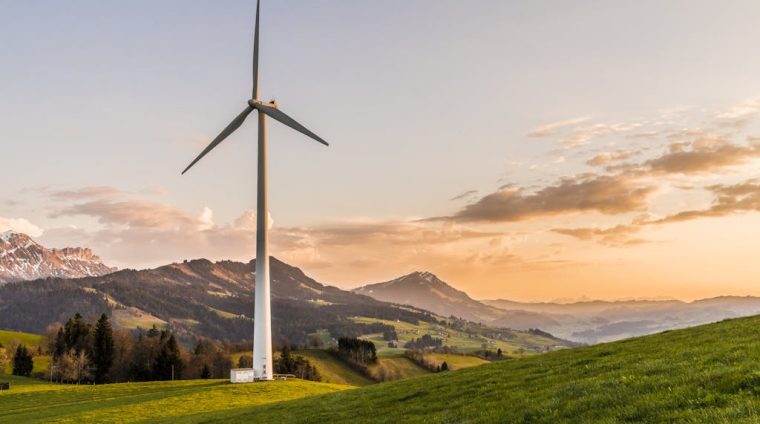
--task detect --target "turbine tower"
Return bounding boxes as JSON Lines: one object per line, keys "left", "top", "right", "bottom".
{"left": 181, "top": 0, "right": 328, "bottom": 381}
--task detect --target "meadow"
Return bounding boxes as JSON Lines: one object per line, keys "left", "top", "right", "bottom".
{"left": 216, "top": 315, "right": 760, "bottom": 423}
{"left": 0, "top": 375, "right": 349, "bottom": 423}
{"left": 6, "top": 315, "right": 760, "bottom": 422}
{"left": 353, "top": 316, "right": 560, "bottom": 356}
{"left": 0, "top": 330, "right": 49, "bottom": 376}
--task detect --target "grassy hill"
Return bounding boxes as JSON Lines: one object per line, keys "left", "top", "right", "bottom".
{"left": 293, "top": 350, "right": 374, "bottom": 386}
{"left": 7, "top": 315, "right": 760, "bottom": 422}
{"left": 211, "top": 315, "right": 760, "bottom": 423}
{"left": 0, "top": 330, "right": 49, "bottom": 376}
{"left": 0, "top": 329, "right": 43, "bottom": 349}
{"left": 0, "top": 375, "right": 349, "bottom": 423}
{"left": 353, "top": 316, "right": 566, "bottom": 356}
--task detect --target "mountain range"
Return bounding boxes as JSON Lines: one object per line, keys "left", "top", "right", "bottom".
{"left": 0, "top": 231, "right": 115, "bottom": 284}
{"left": 355, "top": 272, "right": 760, "bottom": 344}
{"left": 0, "top": 233, "right": 572, "bottom": 353}
{"left": 4, "top": 231, "right": 758, "bottom": 346}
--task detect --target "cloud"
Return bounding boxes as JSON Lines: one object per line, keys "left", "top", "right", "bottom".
{"left": 715, "top": 99, "right": 760, "bottom": 129}
{"left": 586, "top": 150, "right": 639, "bottom": 167}
{"left": 445, "top": 174, "right": 655, "bottom": 223}
{"left": 553, "top": 178, "right": 760, "bottom": 245}
{"left": 140, "top": 185, "right": 170, "bottom": 196}
{"left": 449, "top": 190, "right": 478, "bottom": 202}
{"left": 51, "top": 199, "right": 201, "bottom": 231}
{"left": 283, "top": 220, "right": 500, "bottom": 249}
{"left": 644, "top": 137, "right": 760, "bottom": 175}
{"left": 41, "top": 185, "right": 505, "bottom": 276}
{"left": 0, "top": 217, "right": 44, "bottom": 237}
{"left": 197, "top": 207, "right": 215, "bottom": 231}
{"left": 48, "top": 186, "right": 126, "bottom": 202}
{"left": 560, "top": 122, "right": 641, "bottom": 148}
{"left": 652, "top": 180, "right": 760, "bottom": 224}
{"left": 528, "top": 117, "right": 589, "bottom": 137}
{"left": 233, "top": 209, "right": 274, "bottom": 231}
{"left": 552, "top": 224, "right": 647, "bottom": 246}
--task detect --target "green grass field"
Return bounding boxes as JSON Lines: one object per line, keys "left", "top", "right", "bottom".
{"left": 0, "top": 330, "right": 49, "bottom": 375}
{"left": 426, "top": 352, "right": 489, "bottom": 371}
{"left": 0, "top": 375, "right": 350, "bottom": 423}
{"left": 111, "top": 309, "right": 167, "bottom": 330}
{"left": 353, "top": 316, "right": 559, "bottom": 356}
{"left": 294, "top": 350, "right": 374, "bottom": 386}
{"left": 0, "top": 330, "right": 43, "bottom": 349}
{"left": 213, "top": 315, "right": 760, "bottom": 423}
{"left": 367, "top": 355, "right": 429, "bottom": 381}
{"left": 8, "top": 316, "right": 760, "bottom": 422}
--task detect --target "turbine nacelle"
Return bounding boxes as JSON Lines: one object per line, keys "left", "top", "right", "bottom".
{"left": 248, "top": 99, "right": 277, "bottom": 109}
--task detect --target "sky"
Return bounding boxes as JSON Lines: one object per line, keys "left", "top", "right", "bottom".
{"left": 3, "top": 1, "right": 760, "bottom": 301}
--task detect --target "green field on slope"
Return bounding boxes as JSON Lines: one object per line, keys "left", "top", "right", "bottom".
{"left": 0, "top": 330, "right": 49, "bottom": 375}
{"left": 0, "top": 375, "right": 350, "bottom": 424}
{"left": 214, "top": 315, "right": 760, "bottom": 423}
{"left": 353, "top": 316, "right": 561, "bottom": 356}
{"left": 294, "top": 350, "right": 375, "bottom": 386}
{"left": 0, "top": 330, "right": 43, "bottom": 349}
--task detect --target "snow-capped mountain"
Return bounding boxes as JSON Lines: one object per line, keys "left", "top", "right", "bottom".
{"left": 0, "top": 231, "right": 115, "bottom": 284}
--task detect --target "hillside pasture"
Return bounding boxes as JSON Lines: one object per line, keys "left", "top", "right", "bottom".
{"left": 214, "top": 315, "right": 760, "bottom": 423}
{"left": 0, "top": 375, "right": 350, "bottom": 423}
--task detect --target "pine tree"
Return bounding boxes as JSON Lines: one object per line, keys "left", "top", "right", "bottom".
{"left": 12, "top": 345, "right": 34, "bottom": 377}
{"left": 147, "top": 325, "right": 160, "bottom": 338}
{"left": 200, "top": 364, "right": 211, "bottom": 379}
{"left": 155, "top": 334, "right": 183, "bottom": 380}
{"left": 63, "top": 313, "right": 91, "bottom": 355}
{"left": 237, "top": 355, "right": 253, "bottom": 368}
{"left": 93, "top": 313, "right": 115, "bottom": 384}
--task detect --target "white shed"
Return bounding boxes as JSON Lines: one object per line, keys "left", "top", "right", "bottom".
{"left": 230, "top": 368, "right": 255, "bottom": 383}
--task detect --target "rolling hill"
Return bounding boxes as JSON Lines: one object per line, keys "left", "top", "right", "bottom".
{"left": 0, "top": 375, "right": 349, "bottom": 423}
{"left": 0, "top": 330, "right": 49, "bottom": 375}
{"left": 484, "top": 296, "right": 760, "bottom": 343}
{"left": 0, "top": 258, "right": 573, "bottom": 356}
{"left": 4, "top": 314, "right": 760, "bottom": 422}
{"left": 209, "top": 314, "right": 760, "bottom": 423}
{"left": 0, "top": 257, "right": 433, "bottom": 345}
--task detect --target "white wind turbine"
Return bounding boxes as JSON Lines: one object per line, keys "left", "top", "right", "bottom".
{"left": 181, "top": 0, "right": 328, "bottom": 381}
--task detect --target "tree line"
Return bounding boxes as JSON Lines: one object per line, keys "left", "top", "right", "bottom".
{"left": 404, "top": 349, "right": 449, "bottom": 373}
{"left": 234, "top": 345, "right": 321, "bottom": 382}
{"left": 44, "top": 312, "right": 243, "bottom": 384}
{"left": 404, "top": 334, "right": 443, "bottom": 349}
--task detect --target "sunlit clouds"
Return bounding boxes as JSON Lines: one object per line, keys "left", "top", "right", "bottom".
{"left": 10, "top": 97, "right": 760, "bottom": 301}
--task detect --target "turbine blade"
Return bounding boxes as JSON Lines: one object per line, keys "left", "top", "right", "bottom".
{"left": 252, "top": 0, "right": 260, "bottom": 99}
{"left": 181, "top": 105, "right": 254, "bottom": 175}
{"left": 255, "top": 103, "right": 329, "bottom": 146}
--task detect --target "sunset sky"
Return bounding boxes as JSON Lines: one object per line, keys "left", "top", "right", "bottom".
{"left": 3, "top": 1, "right": 760, "bottom": 301}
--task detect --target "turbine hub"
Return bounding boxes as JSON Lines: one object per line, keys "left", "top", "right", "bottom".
{"left": 248, "top": 99, "right": 278, "bottom": 109}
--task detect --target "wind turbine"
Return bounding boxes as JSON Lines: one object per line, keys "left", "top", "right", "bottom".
{"left": 181, "top": 0, "right": 328, "bottom": 381}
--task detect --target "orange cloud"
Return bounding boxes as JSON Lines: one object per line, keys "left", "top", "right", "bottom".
{"left": 447, "top": 174, "right": 655, "bottom": 223}
{"left": 586, "top": 150, "right": 639, "bottom": 167}
{"left": 644, "top": 138, "right": 760, "bottom": 175}
{"left": 551, "top": 224, "right": 647, "bottom": 246}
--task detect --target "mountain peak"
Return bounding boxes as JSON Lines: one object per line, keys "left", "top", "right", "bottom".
{"left": 0, "top": 232, "right": 115, "bottom": 284}
{"left": 1, "top": 230, "right": 33, "bottom": 244}
{"left": 354, "top": 271, "right": 483, "bottom": 316}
